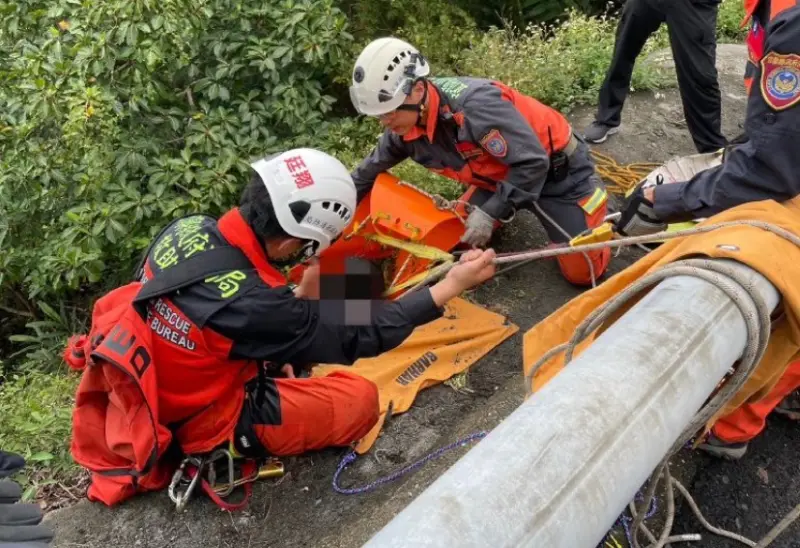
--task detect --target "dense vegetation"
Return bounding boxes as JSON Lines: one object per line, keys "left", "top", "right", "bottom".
{"left": 0, "top": 0, "right": 746, "bottom": 499}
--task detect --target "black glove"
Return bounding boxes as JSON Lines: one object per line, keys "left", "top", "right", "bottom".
{"left": 0, "top": 451, "right": 54, "bottom": 547}
{"left": 615, "top": 183, "right": 667, "bottom": 237}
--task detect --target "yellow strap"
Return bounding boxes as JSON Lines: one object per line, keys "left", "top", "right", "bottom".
{"left": 384, "top": 260, "right": 455, "bottom": 296}
{"left": 344, "top": 218, "right": 456, "bottom": 296}
{"left": 365, "top": 232, "right": 455, "bottom": 262}
{"left": 569, "top": 222, "right": 614, "bottom": 246}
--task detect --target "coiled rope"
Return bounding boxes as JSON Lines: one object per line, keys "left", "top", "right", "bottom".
{"left": 523, "top": 220, "right": 800, "bottom": 548}
{"left": 590, "top": 150, "right": 661, "bottom": 196}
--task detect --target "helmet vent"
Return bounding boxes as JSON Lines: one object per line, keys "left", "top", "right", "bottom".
{"left": 289, "top": 201, "right": 311, "bottom": 223}
{"left": 319, "top": 201, "right": 351, "bottom": 220}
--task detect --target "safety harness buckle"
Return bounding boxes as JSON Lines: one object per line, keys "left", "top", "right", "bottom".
{"left": 168, "top": 449, "right": 286, "bottom": 512}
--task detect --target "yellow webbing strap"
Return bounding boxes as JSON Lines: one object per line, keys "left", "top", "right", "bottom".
{"left": 384, "top": 261, "right": 455, "bottom": 296}
{"left": 365, "top": 232, "right": 455, "bottom": 263}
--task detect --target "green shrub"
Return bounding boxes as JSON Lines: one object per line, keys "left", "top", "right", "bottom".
{"left": 0, "top": 371, "right": 81, "bottom": 500}
{"left": 456, "top": 0, "right": 621, "bottom": 29}
{"left": 0, "top": 0, "right": 353, "bottom": 314}
{"left": 7, "top": 301, "right": 87, "bottom": 374}
{"left": 338, "top": 0, "right": 478, "bottom": 73}
{"left": 717, "top": 0, "right": 747, "bottom": 42}
{"left": 457, "top": 10, "right": 671, "bottom": 113}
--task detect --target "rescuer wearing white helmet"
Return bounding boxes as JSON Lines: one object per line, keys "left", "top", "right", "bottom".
{"left": 67, "top": 146, "right": 497, "bottom": 493}
{"left": 348, "top": 37, "right": 612, "bottom": 287}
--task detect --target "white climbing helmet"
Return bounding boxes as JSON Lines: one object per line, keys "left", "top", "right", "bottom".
{"left": 251, "top": 148, "right": 357, "bottom": 255}
{"left": 349, "top": 37, "right": 430, "bottom": 116}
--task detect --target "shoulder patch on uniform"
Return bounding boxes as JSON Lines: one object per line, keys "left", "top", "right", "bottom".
{"left": 480, "top": 129, "right": 508, "bottom": 158}
{"left": 760, "top": 52, "right": 800, "bottom": 111}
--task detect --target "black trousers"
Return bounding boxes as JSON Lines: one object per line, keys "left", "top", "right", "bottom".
{"left": 595, "top": 0, "right": 727, "bottom": 153}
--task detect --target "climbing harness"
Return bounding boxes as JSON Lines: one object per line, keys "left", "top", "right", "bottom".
{"left": 168, "top": 448, "right": 285, "bottom": 512}
{"left": 526, "top": 219, "right": 800, "bottom": 548}
{"left": 332, "top": 431, "right": 487, "bottom": 495}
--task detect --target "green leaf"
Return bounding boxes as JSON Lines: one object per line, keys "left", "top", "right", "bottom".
{"left": 271, "top": 46, "right": 290, "bottom": 59}
{"left": 28, "top": 452, "right": 54, "bottom": 462}
{"left": 38, "top": 302, "right": 61, "bottom": 322}
{"left": 106, "top": 222, "right": 117, "bottom": 243}
{"left": 8, "top": 335, "right": 41, "bottom": 343}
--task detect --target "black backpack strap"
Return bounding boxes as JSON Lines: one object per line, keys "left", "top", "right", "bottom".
{"left": 133, "top": 246, "right": 254, "bottom": 307}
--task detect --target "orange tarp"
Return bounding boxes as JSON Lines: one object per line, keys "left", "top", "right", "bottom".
{"left": 313, "top": 297, "right": 518, "bottom": 453}
{"left": 523, "top": 197, "right": 800, "bottom": 433}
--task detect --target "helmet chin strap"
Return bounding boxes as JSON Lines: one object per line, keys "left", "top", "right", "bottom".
{"left": 395, "top": 78, "right": 429, "bottom": 128}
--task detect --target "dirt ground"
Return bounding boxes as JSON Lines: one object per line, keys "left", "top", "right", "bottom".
{"left": 46, "top": 44, "right": 799, "bottom": 547}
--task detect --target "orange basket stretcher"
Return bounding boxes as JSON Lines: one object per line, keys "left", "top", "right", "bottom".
{"left": 287, "top": 173, "right": 469, "bottom": 299}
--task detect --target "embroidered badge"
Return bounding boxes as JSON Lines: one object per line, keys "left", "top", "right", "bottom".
{"left": 760, "top": 52, "right": 800, "bottom": 111}
{"left": 480, "top": 129, "right": 508, "bottom": 158}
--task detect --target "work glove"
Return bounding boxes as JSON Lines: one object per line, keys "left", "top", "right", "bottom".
{"left": 0, "top": 451, "right": 54, "bottom": 547}
{"left": 614, "top": 183, "right": 667, "bottom": 237}
{"left": 460, "top": 207, "right": 495, "bottom": 247}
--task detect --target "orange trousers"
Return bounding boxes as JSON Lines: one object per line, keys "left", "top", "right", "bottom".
{"left": 711, "top": 359, "right": 800, "bottom": 443}
{"left": 458, "top": 181, "right": 612, "bottom": 287}
{"left": 233, "top": 371, "right": 380, "bottom": 457}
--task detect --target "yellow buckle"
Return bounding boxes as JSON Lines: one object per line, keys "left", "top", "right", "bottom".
{"left": 569, "top": 223, "right": 614, "bottom": 247}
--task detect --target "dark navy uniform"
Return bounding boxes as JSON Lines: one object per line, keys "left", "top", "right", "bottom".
{"left": 652, "top": 3, "right": 800, "bottom": 221}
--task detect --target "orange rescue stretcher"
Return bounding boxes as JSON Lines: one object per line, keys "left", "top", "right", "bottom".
{"left": 287, "top": 173, "right": 472, "bottom": 299}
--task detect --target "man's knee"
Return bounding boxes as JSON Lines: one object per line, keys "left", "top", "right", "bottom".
{"left": 328, "top": 371, "right": 380, "bottom": 444}
{"left": 556, "top": 249, "right": 611, "bottom": 286}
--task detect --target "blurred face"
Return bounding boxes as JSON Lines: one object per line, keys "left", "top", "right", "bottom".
{"left": 377, "top": 81, "right": 426, "bottom": 136}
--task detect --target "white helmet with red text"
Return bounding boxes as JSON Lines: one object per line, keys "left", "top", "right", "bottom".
{"left": 250, "top": 148, "right": 356, "bottom": 256}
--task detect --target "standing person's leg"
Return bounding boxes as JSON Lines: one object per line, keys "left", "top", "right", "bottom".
{"left": 232, "top": 371, "right": 380, "bottom": 457}
{"left": 665, "top": 0, "right": 728, "bottom": 153}
{"left": 585, "top": 0, "right": 665, "bottom": 143}
{"left": 699, "top": 360, "right": 800, "bottom": 460}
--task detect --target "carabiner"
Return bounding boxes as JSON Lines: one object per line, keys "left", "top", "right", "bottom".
{"left": 205, "top": 449, "right": 236, "bottom": 498}
{"left": 168, "top": 456, "right": 205, "bottom": 512}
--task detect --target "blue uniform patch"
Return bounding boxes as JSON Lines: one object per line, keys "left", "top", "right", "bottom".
{"left": 760, "top": 52, "right": 800, "bottom": 111}
{"left": 480, "top": 129, "right": 508, "bottom": 158}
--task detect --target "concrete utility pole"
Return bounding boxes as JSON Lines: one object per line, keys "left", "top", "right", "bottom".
{"left": 363, "top": 259, "right": 780, "bottom": 548}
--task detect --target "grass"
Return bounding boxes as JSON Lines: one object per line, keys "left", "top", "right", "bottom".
{"left": 0, "top": 370, "right": 85, "bottom": 506}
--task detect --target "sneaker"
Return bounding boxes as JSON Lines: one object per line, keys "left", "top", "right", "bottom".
{"left": 774, "top": 390, "right": 800, "bottom": 421}
{"left": 697, "top": 432, "right": 749, "bottom": 460}
{"left": 583, "top": 122, "right": 620, "bottom": 144}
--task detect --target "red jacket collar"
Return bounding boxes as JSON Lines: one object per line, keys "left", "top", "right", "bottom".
{"left": 217, "top": 208, "right": 286, "bottom": 287}
{"left": 403, "top": 81, "right": 442, "bottom": 143}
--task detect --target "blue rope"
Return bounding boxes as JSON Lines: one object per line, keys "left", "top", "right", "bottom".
{"left": 332, "top": 431, "right": 487, "bottom": 495}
